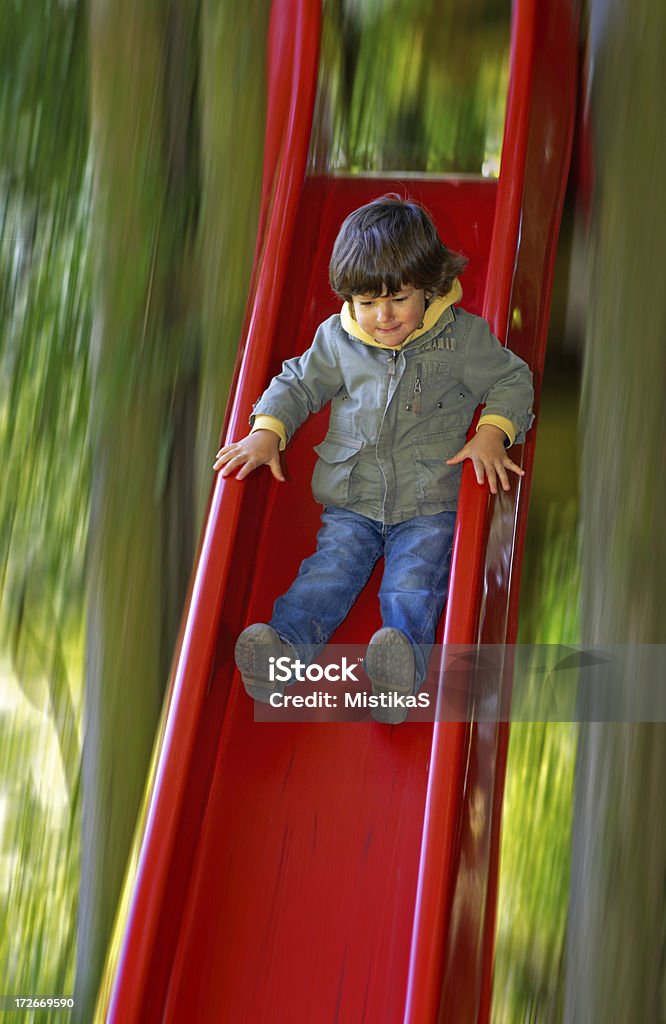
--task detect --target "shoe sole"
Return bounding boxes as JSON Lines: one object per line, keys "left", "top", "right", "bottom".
{"left": 234, "top": 625, "right": 286, "bottom": 704}
{"left": 365, "top": 629, "right": 415, "bottom": 725}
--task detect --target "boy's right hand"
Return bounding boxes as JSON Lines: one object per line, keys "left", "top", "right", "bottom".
{"left": 213, "top": 429, "right": 285, "bottom": 482}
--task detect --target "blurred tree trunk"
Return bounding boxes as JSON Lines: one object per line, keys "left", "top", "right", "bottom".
{"left": 564, "top": 0, "right": 666, "bottom": 1020}
{"left": 79, "top": 1, "right": 199, "bottom": 1019}
{"left": 195, "top": 0, "right": 269, "bottom": 523}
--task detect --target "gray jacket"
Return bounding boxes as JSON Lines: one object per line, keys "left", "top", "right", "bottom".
{"left": 251, "top": 303, "right": 534, "bottom": 524}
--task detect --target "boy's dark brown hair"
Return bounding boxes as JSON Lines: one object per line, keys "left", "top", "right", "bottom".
{"left": 329, "top": 195, "right": 467, "bottom": 302}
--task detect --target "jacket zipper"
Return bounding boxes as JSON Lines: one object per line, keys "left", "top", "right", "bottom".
{"left": 379, "top": 354, "right": 397, "bottom": 519}
{"left": 413, "top": 363, "right": 422, "bottom": 414}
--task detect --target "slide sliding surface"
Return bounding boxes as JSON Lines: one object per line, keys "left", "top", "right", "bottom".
{"left": 102, "top": 1, "right": 579, "bottom": 1021}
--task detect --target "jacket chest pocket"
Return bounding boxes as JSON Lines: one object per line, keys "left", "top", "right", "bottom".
{"left": 422, "top": 358, "right": 457, "bottom": 389}
{"left": 407, "top": 359, "right": 458, "bottom": 415}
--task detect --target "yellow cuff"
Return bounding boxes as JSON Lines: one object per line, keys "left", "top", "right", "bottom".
{"left": 477, "top": 414, "right": 516, "bottom": 446}
{"left": 251, "top": 415, "right": 287, "bottom": 451}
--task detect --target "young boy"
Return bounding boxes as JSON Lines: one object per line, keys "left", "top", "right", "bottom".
{"left": 214, "top": 196, "right": 533, "bottom": 723}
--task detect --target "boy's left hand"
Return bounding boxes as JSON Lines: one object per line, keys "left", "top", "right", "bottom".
{"left": 446, "top": 423, "right": 525, "bottom": 495}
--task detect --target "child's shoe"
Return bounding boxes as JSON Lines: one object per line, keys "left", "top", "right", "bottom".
{"left": 365, "top": 627, "right": 415, "bottom": 725}
{"left": 234, "top": 623, "right": 295, "bottom": 703}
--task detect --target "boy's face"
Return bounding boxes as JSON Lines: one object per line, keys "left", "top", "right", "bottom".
{"left": 350, "top": 285, "right": 428, "bottom": 348}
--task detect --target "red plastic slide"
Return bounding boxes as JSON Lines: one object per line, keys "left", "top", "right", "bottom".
{"left": 101, "top": 1, "right": 579, "bottom": 1020}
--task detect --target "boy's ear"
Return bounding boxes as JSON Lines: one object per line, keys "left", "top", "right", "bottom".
{"left": 347, "top": 299, "right": 357, "bottom": 321}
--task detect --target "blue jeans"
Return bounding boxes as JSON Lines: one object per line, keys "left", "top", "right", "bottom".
{"left": 270, "top": 506, "right": 456, "bottom": 690}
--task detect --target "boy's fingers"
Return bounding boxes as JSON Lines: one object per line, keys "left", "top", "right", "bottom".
{"left": 219, "top": 459, "right": 240, "bottom": 477}
{"left": 220, "top": 451, "right": 251, "bottom": 477}
{"left": 269, "top": 454, "right": 286, "bottom": 481}
{"left": 446, "top": 447, "right": 467, "bottom": 465}
{"left": 472, "top": 458, "right": 486, "bottom": 487}
{"left": 477, "top": 459, "right": 498, "bottom": 493}
{"left": 214, "top": 451, "right": 233, "bottom": 471}
{"left": 497, "top": 464, "right": 511, "bottom": 491}
{"left": 214, "top": 444, "right": 238, "bottom": 469}
{"left": 235, "top": 458, "right": 258, "bottom": 480}
{"left": 269, "top": 460, "right": 286, "bottom": 482}
{"left": 218, "top": 453, "right": 284, "bottom": 482}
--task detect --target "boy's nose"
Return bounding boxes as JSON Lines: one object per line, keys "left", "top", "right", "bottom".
{"left": 377, "top": 303, "right": 394, "bottom": 322}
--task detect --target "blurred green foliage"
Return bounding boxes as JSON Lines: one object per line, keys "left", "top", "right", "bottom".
{"left": 0, "top": 702, "right": 79, "bottom": 1018}
{"left": 311, "top": 0, "right": 510, "bottom": 173}
{"left": 1, "top": 2, "right": 88, "bottom": 1018}
{"left": 492, "top": 217, "right": 582, "bottom": 1020}
{"left": 493, "top": 503, "right": 580, "bottom": 1023}
{"left": 0, "top": 0, "right": 86, "bottom": 200}
{"left": 0, "top": 0, "right": 90, "bottom": 680}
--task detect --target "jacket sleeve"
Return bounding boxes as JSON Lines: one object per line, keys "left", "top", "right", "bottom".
{"left": 462, "top": 319, "right": 534, "bottom": 443}
{"left": 249, "top": 321, "right": 344, "bottom": 443}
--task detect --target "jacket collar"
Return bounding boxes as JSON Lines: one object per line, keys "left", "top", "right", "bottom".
{"left": 340, "top": 278, "right": 462, "bottom": 350}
